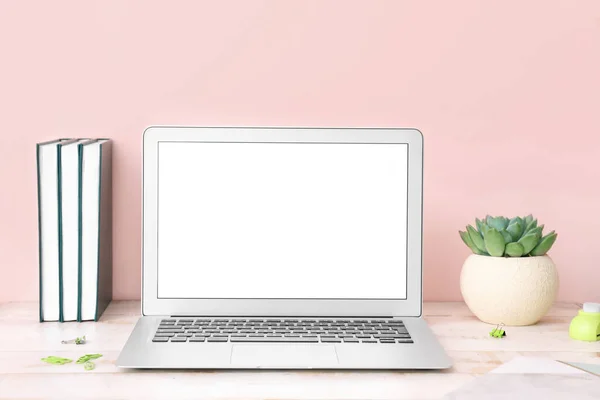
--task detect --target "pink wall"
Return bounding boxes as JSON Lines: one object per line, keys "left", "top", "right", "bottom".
{"left": 1, "top": 1, "right": 599, "bottom": 303}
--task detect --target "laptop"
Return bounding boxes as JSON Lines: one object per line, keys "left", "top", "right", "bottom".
{"left": 116, "top": 127, "right": 452, "bottom": 369}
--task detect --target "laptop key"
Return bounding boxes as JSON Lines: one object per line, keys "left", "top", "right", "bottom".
{"left": 343, "top": 338, "right": 359, "bottom": 343}
{"left": 374, "top": 334, "right": 411, "bottom": 339}
{"left": 154, "top": 333, "right": 175, "bottom": 337}
{"left": 207, "top": 337, "right": 228, "bottom": 342}
{"left": 397, "top": 339, "right": 414, "bottom": 344}
{"left": 171, "top": 337, "right": 188, "bottom": 342}
{"left": 361, "top": 340, "right": 378, "bottom": 343}
{"left": 230, "top": 337, "right": 318, "bottom": 343}
{"left": 321, "top": 338, "right": 342, "bottom": 343}
{"left": 152, "top": 337, "right": 170, "bottom": 342}
{"left": 189, "top": 337, "right": 206, "bottom": 342}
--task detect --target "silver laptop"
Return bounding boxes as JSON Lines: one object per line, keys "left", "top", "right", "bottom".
{"left": 116, "top": 127, "right": 452, "bottom": 369}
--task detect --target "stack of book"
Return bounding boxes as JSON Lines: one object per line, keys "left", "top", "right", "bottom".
{"left": 36, "top": 139, "right": 112, "bottom": 322}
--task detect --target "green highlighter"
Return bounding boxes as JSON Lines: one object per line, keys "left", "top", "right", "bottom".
{"left": 569, "top": 303, "right": 600, "bottom": 342}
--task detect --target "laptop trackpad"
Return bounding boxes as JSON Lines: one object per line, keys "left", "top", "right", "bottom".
{"left": 231, "top": 344, "right": 339, "bottom": 368}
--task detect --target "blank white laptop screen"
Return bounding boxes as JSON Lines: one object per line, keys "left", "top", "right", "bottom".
{"left": 157, "top": 142, "right": 409, "bottom": 299}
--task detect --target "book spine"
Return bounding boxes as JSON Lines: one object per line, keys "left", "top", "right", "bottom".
{"left": 77, "top": 144, "right": 84, "bottom": 322}
{"left": 56, "top": 145, "right": 64, "bottom": 323}
{"left": 95, "top": 141, "right": 112, "bottom": 320}
{"left": 36, "top": 144, "right": 44, "bottom": 322}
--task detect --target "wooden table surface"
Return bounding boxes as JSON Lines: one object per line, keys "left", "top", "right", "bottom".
{"left": 0, "top": 301, "right": 598, "bottom": 399}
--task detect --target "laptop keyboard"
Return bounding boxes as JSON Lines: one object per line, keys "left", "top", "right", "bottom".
{"left": 152, "top": 318, "right": 412, "bottom": 344}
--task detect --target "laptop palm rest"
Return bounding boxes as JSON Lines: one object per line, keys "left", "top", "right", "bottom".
{"left": 230, "top": 344, "right": 339, "bottom": 368}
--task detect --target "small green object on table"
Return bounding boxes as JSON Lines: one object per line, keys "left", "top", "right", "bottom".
{"left": 41, "top": 356, "right": 73, "bottom": 365}
{"left": 489, "top": 323, "right": 506, "bottom": 338}
{"left": 61, "top": 335, "right": 86, "bottom": 345}
{"left": 83, "top": 361, "right": 95, "bottom": 371}
{"left": 569, "top": 309, "right": 600, "bottom": 342}
{"left": 76, "top": 354, "right": 102, "bottom": 364}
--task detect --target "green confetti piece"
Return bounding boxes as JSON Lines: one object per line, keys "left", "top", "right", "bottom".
{"left": 76, "top": 354, "right": 103, "bottom": 364}
{"left": 83, "top": 361, "right": 95, "bottom": 371}
{"left": 41, "top": 356, "right": 73, "bottom": 365}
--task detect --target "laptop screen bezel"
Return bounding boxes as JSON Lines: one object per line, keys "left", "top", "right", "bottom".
{"left": 142, "top": 127, "right": 423, "bottom": 317}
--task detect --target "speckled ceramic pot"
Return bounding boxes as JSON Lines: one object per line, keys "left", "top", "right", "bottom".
{"left": 460, "top": 254, "right": 558, "bottom": 326}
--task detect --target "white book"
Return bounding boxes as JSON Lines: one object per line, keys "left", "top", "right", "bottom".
{"left": 58, "top": 139, "right": 92, "bottom": 321}
{"left": 37, "top": 139, "right": 72, "bottom": 322}
{"left": 80, "top": 139, "right": 112, "bottom": 321}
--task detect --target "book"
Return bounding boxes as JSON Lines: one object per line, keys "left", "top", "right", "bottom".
{"left": 79, "top": 139, "right": 112, "bottom": 321}
{"left": 58, "top": 139, "right": 92, "bottom": 321}
{"left": 37, "top": 139, "right": 71, "bottom": 321}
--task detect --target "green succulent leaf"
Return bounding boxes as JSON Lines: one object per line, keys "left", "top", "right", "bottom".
{"left": 487, "top": 216, "right": 508, "bottom": 231}
{"left": 530, "top": 231, "right": 557, "bottom": 256}
{"left": 467, "top": 225, "right": 486, "bottom": 253}
{"left": 506, "top": 221, "right": 524, "bottom": 241}
{"left": 500, "top": 229, "right": 513, "bottom": 244}
{"left": 505, "top": 242, "right": 525, "bottom": 257}
{"left": 528, "top": 226, "right": 544, "bottom": 238}
{"left": 484, "top": 228, "right": 505, "bottom": 256}
{"left": 524, "top": 218, "right": 538, "bottom": 233}
{"left": 524, "top": 214, "right": 533, "bottom": 226}
{"left": 518, "top": 231, "right": 542, "bottom": 255}
{"left": 475, "top": 218, "right": 484, "bottom": 234}
{"left": 460, "top": 230, "right": 486, "bottom": 255}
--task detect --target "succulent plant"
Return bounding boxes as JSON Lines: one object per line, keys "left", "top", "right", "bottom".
{"left": 459, "top": 215, "right": 557, "bottom": 257}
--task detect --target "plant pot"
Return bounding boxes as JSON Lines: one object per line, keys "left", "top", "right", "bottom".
{"left": 460, "top": 254, "right": 559, "bottom": 326}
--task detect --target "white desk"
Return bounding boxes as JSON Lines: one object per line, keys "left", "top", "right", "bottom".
{"left": 0, "top": 301, "right": 597, "bottom": 399}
